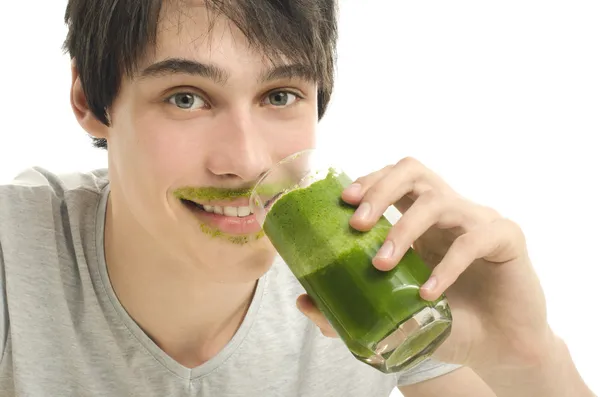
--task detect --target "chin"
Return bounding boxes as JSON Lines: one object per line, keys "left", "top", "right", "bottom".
{"left": 190, "top": 229, "right": 277, "bottom": 283}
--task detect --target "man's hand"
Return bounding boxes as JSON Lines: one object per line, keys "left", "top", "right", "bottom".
{"left": 296, "top": 157, "right": 594, "bottom": 396}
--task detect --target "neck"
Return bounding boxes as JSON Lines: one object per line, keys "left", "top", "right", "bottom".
{"left": 103, "top": 192, "right": 263, "bottom": 368}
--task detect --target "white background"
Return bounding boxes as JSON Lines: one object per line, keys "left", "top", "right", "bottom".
{"left": 1, "top": 1, "right": 598, "bottom": 395}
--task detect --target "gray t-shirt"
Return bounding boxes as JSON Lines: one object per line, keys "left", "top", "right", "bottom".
{"left": 0, "top": 167, "right": 460, "bottom": 396}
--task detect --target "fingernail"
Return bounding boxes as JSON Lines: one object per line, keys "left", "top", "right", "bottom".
{"left": 354, "top": 202, "right": 371, "bottom": 220}
{"left": 376, "top": 240, "right": 395, "bottom": 259}
{"left": 421, "top": 276, "right": 437, "bottom": 291}
{"left": 344, "top": 183, "right": 362, "bottom": 196}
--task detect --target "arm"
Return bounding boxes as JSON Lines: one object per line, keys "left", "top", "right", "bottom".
{"left": 470, "top": 335, "right": 595, "bottom": 397}
{"left": 400, "top": 336, "right": 595, "bottom": 397}
{"left": 399, "top": 367, "right": 497, "bottom": 397}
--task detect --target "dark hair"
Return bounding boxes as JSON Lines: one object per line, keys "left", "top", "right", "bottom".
{"left": 63, "top": 0, "right": 338, "bottom": 149}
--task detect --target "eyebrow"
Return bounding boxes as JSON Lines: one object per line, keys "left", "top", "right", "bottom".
{"left": 259, "top": 63, "right": 317, "bottom": 84}
{"left": 139, "top": 58, "right": 316, "bottom": 85}
{"left": 140, "top": 58, "right": 229, "bottom": 85}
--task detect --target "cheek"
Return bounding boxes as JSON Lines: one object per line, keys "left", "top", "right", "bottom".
{"left": 262, "top": 112, "right": 318, "bottom": 160}
{"left": 131, "top": 110, "right": 206, "bottom": 183}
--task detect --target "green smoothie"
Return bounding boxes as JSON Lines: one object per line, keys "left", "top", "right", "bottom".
{"left": 263, "top": 168, "right": 451, "bottom": 372}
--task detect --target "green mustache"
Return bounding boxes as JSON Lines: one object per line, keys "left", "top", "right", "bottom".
{"left": 173, "top": 186, "right": 253, "bottom": 202}
{"left": 173, "top": 184, "right": 286, "bottom": 203}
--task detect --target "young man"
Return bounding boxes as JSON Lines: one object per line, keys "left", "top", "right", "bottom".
{"left": 0, "top": 1, "right": 594, "bottom": 396}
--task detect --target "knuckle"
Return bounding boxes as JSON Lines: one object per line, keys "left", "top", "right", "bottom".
{"left": 419, "top": 188, "right": 437, "bottom": 202}
{"left": 382, "top": 164, "right": 395, "bottom": 173}
{"left": 396, "top": 156, "right": 422, "bottom": 170}
{"left": 362, "top": 182, "right": 387, "bottom": 203}
{"left": 452, "top": 232, "right": 475, "bottom": 254}
{"left": 502, "top": 217, "right": 521, "bottom": 231}
{"left": 500, "top": 217, "right": 526, "bottom": 242}
{"left": 420, "top": 189, "right": 445, "bottom": 210}
{"left": 355, "top": 165, "right": 393, "bottom": 186}
{"left": 451, "top": 199, "right": 499, "bottom": 227}
{"left": 478, "top": 204, "right": 502, "bottom": 221}
{"left": 396, "top": 156, "right": 429, "bottom": 180}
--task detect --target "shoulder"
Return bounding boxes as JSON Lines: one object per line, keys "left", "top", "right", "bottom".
{"left": 0, "top": 165, "right": 109, "bottom": 270}
{"left": 0, "top": 166, "right": 109, "bottom": 362}
{"left": 1, "top": 166, "right": 110, "bottom": 364}
{"left": 0, "top": 165, "right": 109, "bottom": 268}
{"left": 0, "top": 166, "right": 109, "bottom": 224}
{"left": 0, "top": 166, "right": 109, "bottom": 201}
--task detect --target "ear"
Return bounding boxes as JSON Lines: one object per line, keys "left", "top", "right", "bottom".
{"left": 70, "top": 59, "right": 110, "bottom": 140}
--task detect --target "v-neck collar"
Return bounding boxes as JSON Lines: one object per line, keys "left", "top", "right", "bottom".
{"left": 93, "top": 184, "right": 269, "bottom": 380}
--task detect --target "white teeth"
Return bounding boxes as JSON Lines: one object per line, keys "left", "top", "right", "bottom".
{"left": 237, "top": 206, "right": 251, "bottom": 217}
{"left": 224, "top": 206, "right": 238, "bottom": 217}
{"left": 199, "top": 204, "right": 253, "bottom": 217}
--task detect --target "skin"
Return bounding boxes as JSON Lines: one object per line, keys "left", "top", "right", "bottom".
{"left": 173, "top": 186, "right": 263, "bottom": 243}
{"left": 68, "top": 2, "right": 593, "bottom": 395}
{"left": 173, "top": 183, "right": 281, "bottom": 243}
{"left": 71, "top": 3, "right": 316, "bottom": 367}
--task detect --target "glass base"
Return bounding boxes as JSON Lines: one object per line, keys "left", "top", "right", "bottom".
{"left": 358, "top": 298, "right": 452, "bottom": 374}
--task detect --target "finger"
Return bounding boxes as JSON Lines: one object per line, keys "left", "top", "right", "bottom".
{"left": 419, "top": 218, "right": 523, "bottom": 301}
{"left": 348, "top": 160, "right": 428, "bottom": 231}
{"left": 389, "top": 157, "right": 450, "bottom": 213}
{"left": 296, "top": 294, "right": 338, "bottom": 338}
{"left": 373, "top": 195, "right": 502, "bottom": 271}
{"left": 349, "top": 157, "right": 450, "bottom": 232}
{"left": 341, "top": 165, "right": 393, "bottom": 205}
{"left": 372, "top": 191, "right": 467, "bottom": 271}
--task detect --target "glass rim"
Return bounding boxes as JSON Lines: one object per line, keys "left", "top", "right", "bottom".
{"left": 252, "top": 148, "right": 316, "bottom": 193}
{"left": 249, "top": 148, "right": 318, "bottom": 224}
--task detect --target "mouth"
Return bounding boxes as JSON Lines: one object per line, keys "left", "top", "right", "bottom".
{"left": 175, "top": 184, "right": 288, "bottom": 239}
{"left": 180, "top": 188, "right": 285, "bottom": 216}
{"left": 180, "top": 199, "right": 255, "bottom": 218}
{"left": 179, "top": 197, "right": 264, "bottom": 237}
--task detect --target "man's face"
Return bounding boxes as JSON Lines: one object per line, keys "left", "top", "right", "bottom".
{"left": 103, "top": 4, "right": 318, "bottom": 281}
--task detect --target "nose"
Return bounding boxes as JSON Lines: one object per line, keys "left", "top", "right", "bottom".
{"left": 205, "top": 111, "right": 272, "bottom": 183}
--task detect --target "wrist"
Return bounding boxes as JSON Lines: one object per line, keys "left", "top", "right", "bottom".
{"left": 471, "top": 332, "right": 594, "bottom": 397}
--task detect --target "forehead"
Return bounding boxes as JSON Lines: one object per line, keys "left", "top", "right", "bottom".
{"left": 147, "top": 2, "right": 271, "bottom": 71}
{"left": 133, "top": 2, "right": 320, "bottom": 86}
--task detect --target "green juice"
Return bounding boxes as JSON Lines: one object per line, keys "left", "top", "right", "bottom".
{"left": 263, "top": 169, "right": 451, "bottom": 373}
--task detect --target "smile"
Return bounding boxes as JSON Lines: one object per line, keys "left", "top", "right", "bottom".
{"left": 180, "top": 198, "right": 262, "bottom": 236}
{"left": 181, "top": 199, "right": 254, "bottom": 218}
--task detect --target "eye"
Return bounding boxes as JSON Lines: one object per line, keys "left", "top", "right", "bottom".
{"left": 167, "top": 93, "right": 208, "bottom": 110}
{"left": 262, "top": 91, "right": 299, "bottom": 107}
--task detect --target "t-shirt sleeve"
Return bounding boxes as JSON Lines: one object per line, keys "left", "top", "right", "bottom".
{"left": 396, "top": 358, "right": 462, "bottom": 387}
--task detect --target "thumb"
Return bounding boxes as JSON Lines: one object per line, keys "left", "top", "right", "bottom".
{"left": 296, "top": 294, "right": 338, "bottom": 338}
